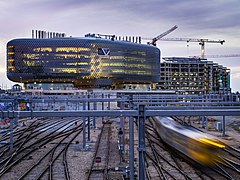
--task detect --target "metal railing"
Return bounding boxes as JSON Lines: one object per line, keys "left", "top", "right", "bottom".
{"left": 1, "top": 91, "right": 240, "bottom": 180}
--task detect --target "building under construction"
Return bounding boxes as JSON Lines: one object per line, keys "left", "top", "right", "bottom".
{"left": 157, "top": 57, "right": 231, "bottom": 94}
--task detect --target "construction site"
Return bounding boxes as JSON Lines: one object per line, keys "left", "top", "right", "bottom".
{"left": 6, "top": 25, "right": 239, "bottom": 94}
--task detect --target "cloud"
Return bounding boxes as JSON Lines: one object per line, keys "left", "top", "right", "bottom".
{"left": 230, "top": 66, "right": 240, "bottom": 72}
{"left": 0, "top": 67, "right": 5, "bottom": 73}
{"left": 228, "top": 66, "right": 240, "bottom": 92}
{"left": 230, "top": 66, "right": 240, "bottom": 81}
{"left": 1, "top": 0, "right": 240, "bottom": 38}
{"left": 0, "top": 0, "right": 239, "bottom": 90}
{"left": 232, "top": 73, "right": 240, "bottom": 80}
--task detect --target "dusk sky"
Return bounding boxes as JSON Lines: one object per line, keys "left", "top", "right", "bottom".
{"left": 0, "top": 0, "right": 239, "bottom": 91}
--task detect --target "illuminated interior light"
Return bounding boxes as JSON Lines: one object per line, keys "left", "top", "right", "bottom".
{"left": 56, "top": 47, "right": 90, "bottom": 52}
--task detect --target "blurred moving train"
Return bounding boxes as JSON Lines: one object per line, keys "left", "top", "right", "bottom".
{"left": 152, "top": 116, "right": 225, "bottom": 166}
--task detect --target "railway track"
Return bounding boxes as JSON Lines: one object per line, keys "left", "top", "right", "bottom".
{"left": 145, "top": 117, "right": 240, "bottom": 180}
{"left": 87, "top": 121, "right": 111, "bottom": 179}
{"left": 172, "top": 116, "right": 240, "bottom": 179}
{"left": 0, "top": 117, "right": 68, "bottom": 155}
{"left": 145, "top": 122, "right": 210, "bottom": 180}
{"left": 0, "top": 117, "right": 83, "bottom": 179}
{"left": 211, "top": 144, "right": 240, "bottom": 179}
{"left": 0, "top": 117, "right": 78, "bottom": 158}
{"left": 19, "top": 123, "right": 83, "bottom": 179}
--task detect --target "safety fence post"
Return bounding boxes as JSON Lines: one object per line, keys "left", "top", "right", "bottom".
{"left": 87, "top": 94, "right": 90, "bottom": 142}
{"left": 10, "top": 116, "right": 14, "bottom": 151}
{"left": 138, "top": 104, "right": 146, "bottom": 180}
{"left": 102, "top": 93, "right": 104, "bottom": 121}
{"left": 120, "top": 101, "right": 125, "bottom": 152}
{"left": 93, "top": 93, "right": 96, "bottom": 128}
{"left": 82, "top": 100, "right": 86, "bottom": 149}
{"left": 222, "top": 116, "right": 226, "bottom": 137}
{"left": 129, "top": 94, "right": 135, "bottom": 180}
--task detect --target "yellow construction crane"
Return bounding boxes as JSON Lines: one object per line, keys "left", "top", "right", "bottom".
{"left": 147, "top": 25, "right": 178, "bottom": 46}
{"left": 159, "top": 37, "right": 225, "bottom": 59}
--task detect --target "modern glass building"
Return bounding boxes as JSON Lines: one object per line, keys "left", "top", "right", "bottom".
{"left": 7, "top": 37, "right": 160, "bottom": 89}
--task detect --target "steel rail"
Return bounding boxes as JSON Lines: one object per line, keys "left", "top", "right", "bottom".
{"left": 1, "top": 108, "right": 240, "bottom": 118}
{"left": 0, "top": 120, "right": 79, "bottom": 176}
{"left": 36, "top": 125, "right": 82, "bottom": 180}
{"left": 145, "top": 129, "right": 168, "bottom": 180}
{"left": 18, "top": 124, "right": 82, "bottom": 180}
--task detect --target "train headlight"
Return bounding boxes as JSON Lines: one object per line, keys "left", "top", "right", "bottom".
{"left": 199, "top": 138, "right": 225, "bottom": 148}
